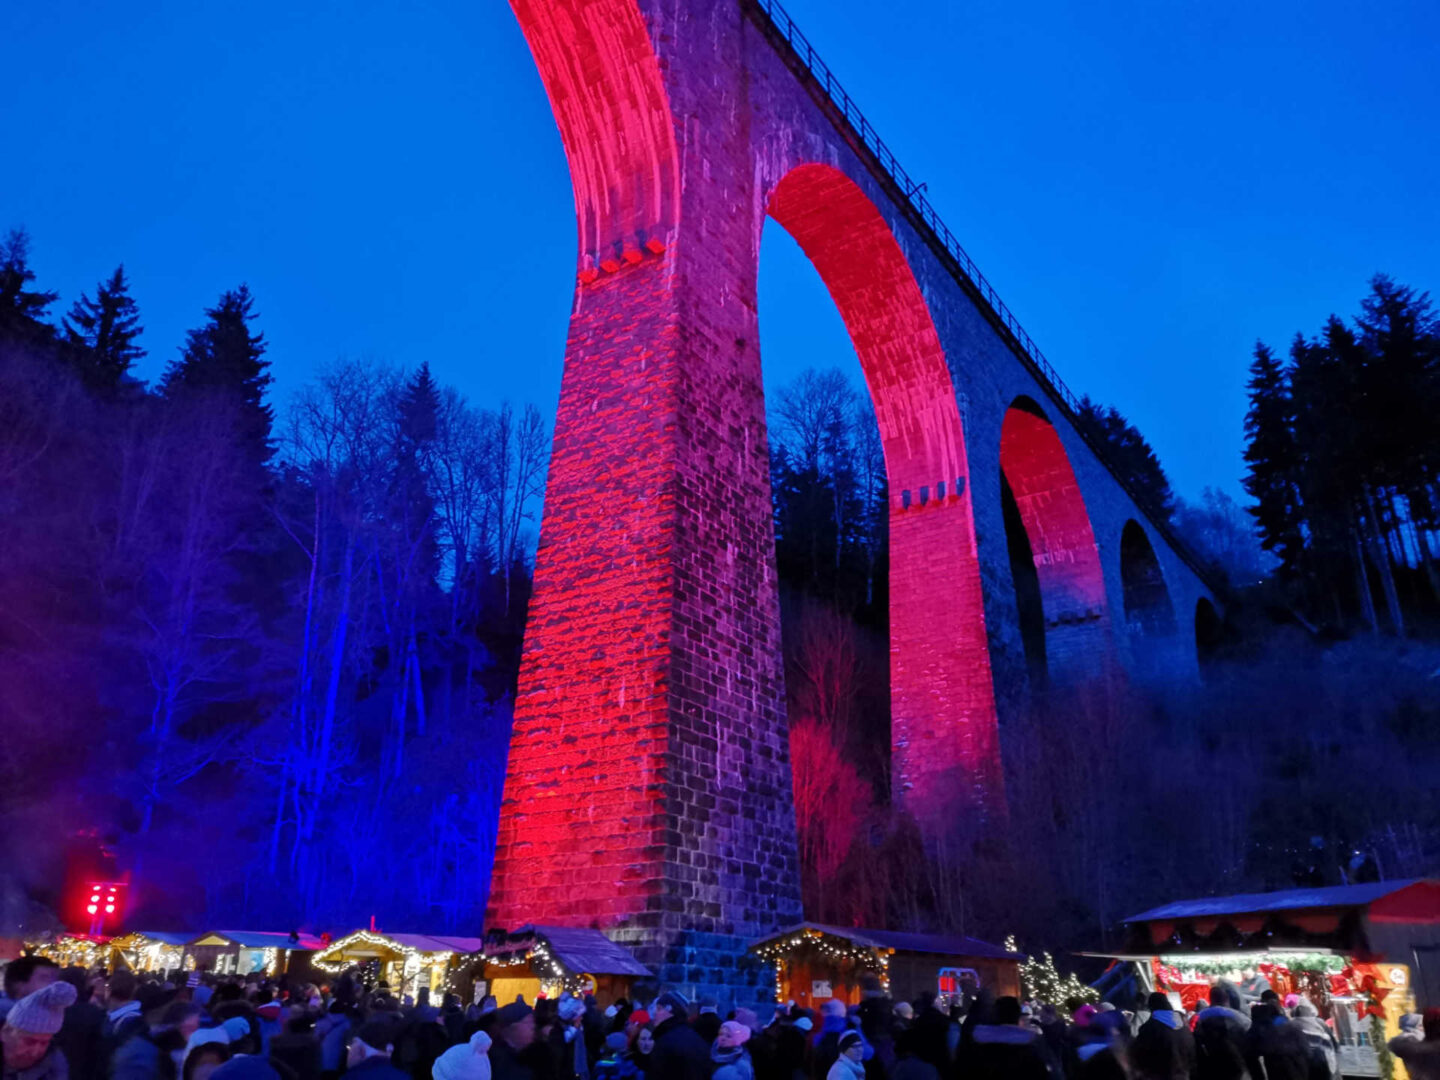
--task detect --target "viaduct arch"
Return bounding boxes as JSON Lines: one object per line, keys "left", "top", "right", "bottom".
{"left": 489, "top": 0, "right": 1215, "bottom": 991}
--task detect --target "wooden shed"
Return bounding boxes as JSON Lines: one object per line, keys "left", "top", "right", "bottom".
{"left": 309, "top": 931, "right": 485, "bottom": 999}
{"left": 749, "top": 923, "right": 1022, "bottom": 1008}
{"left": 188, "top": 930, "right": 326, "bottom": 977}
{"left": 481, "top": 925, "right": 652, "bottom": 1006}
{"left": 108, "top": 931, "right": 192, "bottom": 972}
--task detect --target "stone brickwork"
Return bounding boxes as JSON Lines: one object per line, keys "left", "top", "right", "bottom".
{"left": 491, "top": 0, "right": 1214, "bottom": 999}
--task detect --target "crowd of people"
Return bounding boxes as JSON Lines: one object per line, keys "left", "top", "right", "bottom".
{"left": 4, "top": 956, "right": 1440, "bottom": 1080}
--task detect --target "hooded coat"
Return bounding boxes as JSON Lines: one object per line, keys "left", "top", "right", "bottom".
{"left": 647, "top": 1017, "right": 708, "bottom": 1080}
{"left": 1193, "top": 983, "right": 1252, "bottom": 1080}
{"left": 1389, "top": 1037, "right": 1440, "bottom": 1080}
{"left": 1288, "top": 1002, "right": 1337, "bottom": 1078}
{"left": 1245, "top": 1008, "right": 1310, "bottom": 1080}
{"left": 1131, "top": 1010, "right": 1196, "bottom": 1080}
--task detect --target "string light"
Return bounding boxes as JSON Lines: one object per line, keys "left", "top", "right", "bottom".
{"left": 482, "top": 936, "right": 594, "bottom": 997}
{"left": 750, "top": 928, "right": 892, "bottom": 999}
{"left": 1006, "top": 936, "right": 1097, "bottom": 1007}
{"left": 312, "top": 931, "right": 455, "bottom": 997}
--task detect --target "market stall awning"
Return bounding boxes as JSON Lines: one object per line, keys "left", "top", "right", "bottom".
{"left": 1124, "top": 881, "right": 1430, "bottom": 924}
{"left": 749, "top": 923, "right": 1021, "bottom": 960}
{"left": 191, "top": 930, "right": 327, "bottom": 950}
{"left": 485, "top": 926, "right": 651, "bottom": 977}
{"left": 386, "top": 934, "right": 485, "bottom": 955}
{"left": 117, "top": 931, "right": 195, "bottom": 947}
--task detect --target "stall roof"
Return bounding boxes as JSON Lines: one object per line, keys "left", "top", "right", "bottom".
{"left": 750, "top": 923, "right": 1020, "bottom": 961}
{"left": 1124, "top": 881, "right": 1432, "bottom": 924}
{"left": 194, "top": 931, "right": 327, "bottom": 950}
{"left": 488, "top": 926, "right": 651, "bottom": 977}
{"left": 386, "top": 933, "right": 486, "bottom": 955}
{"left": 129, "top": 932, "right": 195, "bottom": 947}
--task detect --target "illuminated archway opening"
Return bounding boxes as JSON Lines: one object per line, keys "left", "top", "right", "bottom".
{"left": 1120, "top": 520, "right": 1176, "bottom": 636}
{"left": 763, "top": 163, "right": 1001, "bottom": 824}
{"left": 1000, "top": 472, "right": 1047, "bottom": 687}
{"left": 999, "top": 398, "right": 1111, "bottom": 688}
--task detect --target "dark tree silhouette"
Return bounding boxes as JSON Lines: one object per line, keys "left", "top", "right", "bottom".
{"left": 163, "top": 284, "right": 274, "bottom": 467}
{"left": 1242, "top": 342, "right": 1304, "bottom": 572}
{"left": 0, "top": 228, "right": 58, "bottom": 345}
{"left": 64, "top": 265, "right": 145, "bottom": 390}
{"left": 1075, "top": 395, "right": 1175, "bottom": 521}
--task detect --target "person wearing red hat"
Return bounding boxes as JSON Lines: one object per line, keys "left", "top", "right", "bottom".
{"left": 2, "top": 980, "right": 78, "bottom": 1080}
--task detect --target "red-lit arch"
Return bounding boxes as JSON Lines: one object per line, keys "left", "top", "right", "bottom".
{"left": 509, "top": 0, "right": 679, "bottom": 270}
{"left": 766, "top": 163, "right": 1001, "bottom": 817}
{"left": 998, "top": 398, "right": 1112, "bottom": 687}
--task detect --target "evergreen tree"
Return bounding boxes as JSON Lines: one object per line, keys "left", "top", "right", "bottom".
{"left": 1241, "top": 342, "right": 1304, "bottom": 573}
{"left": 0, "top": 228, "right": 58, "bottom": 345}
{"left": 63, "top": 265, "right": 145, "bottom": 390}
{"left": 399, "top": 362, "right": 441, "bottom": 448}
{"left": 1075, "top": 396, "right": 1176, "bottom": 520}
{"left": 163, "top": 285, "right": 273, "bottom": 466}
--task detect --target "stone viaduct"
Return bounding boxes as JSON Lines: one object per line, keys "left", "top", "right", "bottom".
{"left": 486, "top": 0, "right": 1218, "bottom": 994}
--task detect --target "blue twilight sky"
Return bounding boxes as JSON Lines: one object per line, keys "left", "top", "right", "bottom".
{"left": 3, "top": 1, "right": 1438, "bottom": 503}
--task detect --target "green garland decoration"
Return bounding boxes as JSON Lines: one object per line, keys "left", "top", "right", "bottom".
{"left": 1155, "top": 952, "right": 1348, "bottom": 977}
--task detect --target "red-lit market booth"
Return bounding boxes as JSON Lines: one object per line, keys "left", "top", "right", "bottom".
{"left": 1100, "top": 880, "right": 1440, "bottom": 1078}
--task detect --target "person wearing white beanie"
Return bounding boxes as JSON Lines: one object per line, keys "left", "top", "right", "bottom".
{"left": 1, "top": 980, "right": 78, "bottom": 1080}
{"left": 432, "top": 1031, "right": 492, "bottom": 1080}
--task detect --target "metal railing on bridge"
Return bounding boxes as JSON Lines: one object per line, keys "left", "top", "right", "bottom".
{"left": 744, "top": 0, "right": 1220, "bottom": 591}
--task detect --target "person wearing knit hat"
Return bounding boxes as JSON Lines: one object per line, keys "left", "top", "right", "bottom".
{"left": 2, "top": 981, "right": 78, "bottom": 1080}
{"left": 825, "top": 1032, "right": 864, "bottom": 1080}
{"left": 432, "top": 1030, "right": 492, "bottom": 1080}
{"left": 709, "top": 1021, "right": 753, "bottom": 1080}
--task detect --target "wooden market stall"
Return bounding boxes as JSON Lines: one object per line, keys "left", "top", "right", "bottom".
{"left": 309, "top": 931, "right": 485, "bottom": 999}
{"left": 1108, "top": 880, "right": 1440, "bottom": 1078}
{"left": 188, "top": 930, "right": 326, "bottom": 977}
{"left": 481, "top": 925, "right": 652, "bottom": 1006}
{"left": 108, "top": 931, "right": 193, "bottom": 972}
{"left": 749, "top": 923, "right": 1022, "bottom": 1009}
{"left": 24, "top": 934, "right": 111, "bottom": 970}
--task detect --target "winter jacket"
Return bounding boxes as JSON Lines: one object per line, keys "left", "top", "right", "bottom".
{"left": 1289, "top": 1004, "right": 1337, "bottom": 1078}
{"left": 822, "top": 1057, "right": 862, "bottom": 1080}
{"left": 884, "top": 1059, "right": 933, "bottom": 1080}
{"left": 709, "top": 1046, "right": 753, "bottom": 1080}
{"left": 487, "top": 1041, "right": 535, "bottom": 1080}
{"left": 268, "top": 1031, "right": 323, "bottom": 1080}
{"left": 1131, "top": 1010, "right": 1196, "bottom": 1080}
{"left": 906, "top": 1011, "right": 948, "bottom": 1075}
{"left": 56, "top": 999, "right": 106, "bottom": 1080}
{"left": 110, "top": 1032, "right": 179, "bottom": 1080}
{"left": 313, "top": 1012, "right": 352, "bottom": 1074}
{"left": 645, "top": 1020, "right": 708, "bottom": 1080}
{"left": 691, "top": 1017, "right": 720, "bottom": 1051}
{"left": 1073, "top": 1040, "right": 1127, "bottom": 1080}
{"left": 1247, "top": 1017, "right": 1310, "bottom": 1080}
{"left": 345, "top": 1058, "right": 411, "bottom": 1080}
{"left": 2, "top": 1044, "right": 70, "bottom": 1080}
{"left": 960, "top": 1024, "right": 1052, "bottom": 1080}
{"left": 590, "top": 1053, "right": 638, "bottom": 1080}
{"left": 1193, "top": 1006, "right": 1251, "bottom": 1080}
{"left": 1390, "top": 1038, "right": 1440, "bottom": 1080}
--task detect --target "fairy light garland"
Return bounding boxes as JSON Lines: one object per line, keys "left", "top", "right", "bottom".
{"left": 312, "top": 931, "right": 454, "bottom": 996}
{"left": 481, "top": 936, "right": 594, "bottom": 997}
{"left": 752, "top": 929, "right": 892, "bottom": 999}
{"left": 1005, "top": 936, "right": 1097, "bottom": 1007}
